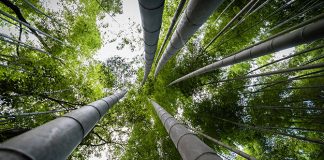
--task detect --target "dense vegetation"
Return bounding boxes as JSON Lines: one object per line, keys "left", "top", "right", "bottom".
{"left": 0, "top": 0, "right": 323, "bottom": 159}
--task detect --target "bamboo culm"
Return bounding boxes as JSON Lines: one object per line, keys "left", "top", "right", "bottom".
{"left": 0, "top": 90, "right": 127, "bottom": 160}
{"left": 150, "top": 99, "right": 222, "bottom": 160}
{"left": 269, "top": 1, "right": 324, "bottom": 32}
{"left": 214, "top": 0, "right": 235, "bottom": 23}
{"left": 22, "top": 0, "right": 68, "bottom": 29}
{"left": 139, "top": 0, "right": 165, "bottom": 84}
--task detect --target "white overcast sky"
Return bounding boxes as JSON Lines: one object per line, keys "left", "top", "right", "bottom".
{"left": 94, "top": 0, "right": 143, "bottom": 62}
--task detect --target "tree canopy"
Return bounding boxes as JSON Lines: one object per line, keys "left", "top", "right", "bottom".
{"left": 0, "top": 0, "right": 323, "bottom": 159}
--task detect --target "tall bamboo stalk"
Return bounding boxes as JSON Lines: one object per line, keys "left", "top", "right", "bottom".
{"left": 0, "top": 90, "right": 127, "bottom": 160}
{"left": 150, "top": 100, "right": 222, "bottom": 160}
{"left": 139, "top": 0, "right": 165, "bottom": 84}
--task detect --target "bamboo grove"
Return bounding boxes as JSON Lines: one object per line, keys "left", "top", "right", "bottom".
{"left": 0, "top": 0, "right": 324, "bottom": 159}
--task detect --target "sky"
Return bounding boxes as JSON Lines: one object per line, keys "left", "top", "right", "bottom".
{"left": 94, "top": 0, "right": 143, "bottom": 62}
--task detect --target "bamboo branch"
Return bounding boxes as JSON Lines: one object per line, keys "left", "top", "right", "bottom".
{"left": 217, "top": 117, "right": 324, "bottom": 145}
{"left": 0, "top": 1, "right": 64, "bottom": 45}
{"left": 247, "top": 44, "right": 324, "bottom": 74}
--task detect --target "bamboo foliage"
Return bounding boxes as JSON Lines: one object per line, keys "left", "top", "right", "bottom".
{"left": 22, "top": 0, "right": 55, "bottom": 21}
{"left": 269, "top": 1, "right": 324, "bottom": 32}
{"left": 214, "top": 0, "right": 235, "bottom": 23}
{"left": 22, "top": 0, "right": 67, "bottom": 29}
{"left": 217, "top": 117, "right": 324, "bottom": 146}
{"left": 218, "top": 12, "right": 324, "bottom": 54}
{"left": 203, "top": 0, "right": 257, "bottom": 52}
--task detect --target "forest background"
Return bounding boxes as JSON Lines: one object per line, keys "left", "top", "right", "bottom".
{"left": 0, "top": 0, "right": 323, "bottom": 159}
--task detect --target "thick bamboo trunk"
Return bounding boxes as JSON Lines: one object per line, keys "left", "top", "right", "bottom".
{"left": 155, "top": 0, "right": 224, "bottom": 77}
{"left": 0, "top": 90, "right": 127, "bottom": 160}
{"left": 150, "top": 100, "right": 222, "bottom": 160}
{"left": 0, "top": 128, "right": 31, "bottom": 142}
{"left": 169, "top": 18, "right": 324, "bottom": 85}
{"left": 139, "top": 0, "right": 165, "bottom": 84}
